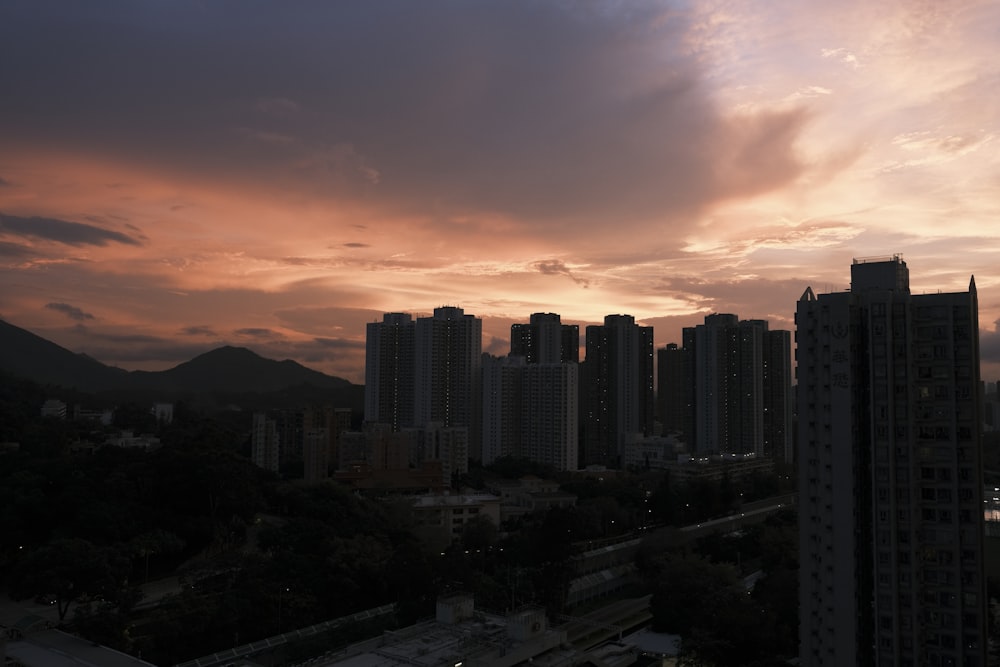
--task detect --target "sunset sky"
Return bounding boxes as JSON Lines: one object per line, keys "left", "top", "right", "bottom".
{"left": 2, "top": 1, "right": 999, "bottom": 384}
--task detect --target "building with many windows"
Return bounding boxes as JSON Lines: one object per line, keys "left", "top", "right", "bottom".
{"left": 581, "top": 314, "right": 654, "bottom": 468}
{"left": 251, "top": 412, "right": 280, "bottom": 473}
{"left": 415, "top": 307, "right": 483, "bottom": 460}
{"left": 482, "top": 352, "right": 579, "bottom": 471}
{"left": 510, "top": 312, "right": 579, "bottom": 364}
{"left": 364, "top": 312, "right": 416, "bottom": 432}
{"left": 796, "top": 256, "right": 985, "bottom": 666}
{"left": 664, "top": 314, "right": 791, "bottom": 460}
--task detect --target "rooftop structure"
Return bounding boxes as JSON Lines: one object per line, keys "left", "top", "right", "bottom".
{"left": 316, "top": 595, "right": 565, "bottom": 667}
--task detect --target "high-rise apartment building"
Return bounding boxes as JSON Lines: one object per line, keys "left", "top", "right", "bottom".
{"left": 251, "top": 412, "right": 280, "bottom": 473}
{"left": 302, "top": 426, "right": 329, "bottom": 483}
{"left": 482, "top": 353, "right": 579, "bottom": 471}
{"left": 521, "top": 362, "right": 579, "bottom": 471}
{"left": 656, "top": 343, "right": 693, "bottom": 440}
{"left": 415, "top": 307, "right": 483, "bottom": 460}
{"left": 659, "top": 314, "right": 791, "bottom": 460}
{"left": 796, "top": 256, "right": 985, "bottom": 666}
{"left": 762, "top": 325, "right": 794, "bottom": 464}
{"left": 510, "top": 312, "right": 579, "bottom": 364}
{"left": 365, "top": 312, "right": 416, "bottom": 432}
{"left": 581, "top": 314, "right": 654, "bottom": 468}
{"left": 482, "top": 354, "right": 526, "bottom": 465}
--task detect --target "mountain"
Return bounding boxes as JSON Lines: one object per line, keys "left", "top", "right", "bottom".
{"left": 0, "top": 319, "right": 129, "bottom": 392}
{"left": 129, "top": 346, "right": 351, "bottom": 393}
{"left": 0, "top": 319, "right": 356, "bottom": 397}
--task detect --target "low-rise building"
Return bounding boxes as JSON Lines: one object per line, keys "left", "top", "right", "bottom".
{"left": 106, "top": 430, "right": 161, "bottom": 451}
{"left": 487, "top": 476, "right": 576, "bottom": 524}
{"left": 73, "top": 405, "right": 115, "bottom": 424}
{"left": 621, "top": 433, "right": 685, "bottom": 470}
{"left": 661, "top": 453, "right": 773, "bottom": 485}
{"left": 316, "top": 595, "right": 567, "bottom": 667}
{"left": 410, "top": 492, "right": 501, "bottom": 549}
{"left": 40, "top": 399, "right": 66, "bottom": 419}
{"left": 151, "top": 402, "right": 174, "bottom": 424}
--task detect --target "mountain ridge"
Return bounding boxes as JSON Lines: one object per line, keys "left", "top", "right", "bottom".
{"left": 0, "top": 319, "right": 356, "bottom": 396}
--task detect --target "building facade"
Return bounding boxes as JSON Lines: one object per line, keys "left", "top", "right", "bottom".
{"left": 581, "top": 314, "right": 654, "bottom": 468}
{"left": 483, "top": 348, "right": 579, "bottom": 471}
{"left": 510, "top": 312, "right": 579, "bottom": 364}
{"left": 415, "top": 307, "right": 483, "bottom": 460}
{"left": 681, "top": 314, "right": 792, "bottom": 459}
{"left": 251, "top": 411, "right": 280, "bottom": 473}
{"left": 657, "top": 314, "right": 791, "bottom": 461}
{"left": 482, "top": 354, "right": 525, "bottom": 465}
{"left": 796, "top": 256, "right": 986, "bottom": 666}
{"left": 364, "top": 312, "right": 416, "bottom": 432}
{"left": 656, "top": 342, "right": 693, "bottom": 441}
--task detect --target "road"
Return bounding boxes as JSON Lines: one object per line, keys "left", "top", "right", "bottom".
{"left": 560, "top": 595, "right": 652, "bottom": 649}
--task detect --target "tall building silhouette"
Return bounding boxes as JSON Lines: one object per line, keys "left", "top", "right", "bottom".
{"left": 680, "top": 314, "right": 792, "bottom": 458}
{"left": 415, "top": 307, "right": 483, "bottom": 461}
{"left": 581, "top": 314, "right": 654, "bottom": 468}
{"left": 482, "top": 353, "right": 579, "bottom": 471}
{"left": 482, "top": 354, "right": 525, "bottom": 465}
{"left": 364, "top": 312, "right": 416, "bottom": 432}
{"left": 656, "top": 342, "right": 693, "bottom": 441}
{"left": 796, "top": 256, "right": 985, "bottom": 666}
{"left": 510, "top": 312, "right": 579, "bottom": 364}
{"left": 659, "top": 315, "right": 791, "bottom": 460}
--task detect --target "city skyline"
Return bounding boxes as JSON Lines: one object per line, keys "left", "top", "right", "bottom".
{"left": 2, "top": 2, "right": 999, "bottom": 385}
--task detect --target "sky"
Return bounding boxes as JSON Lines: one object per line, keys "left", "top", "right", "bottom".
{"left": 1, "top": 0, "right": 999, "bottom": 385}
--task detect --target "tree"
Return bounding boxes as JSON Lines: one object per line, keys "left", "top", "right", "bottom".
{"left": 130, "top": 529, "right": 185, "bottom": 582}
{"left": 10, "top": 538, "right": 129, "bottom": 620}
{"left": 646, "top": 553, "right": 742, "bottom": 636}
{"left": 461, "top": 514, "right": 498, "bottom": 551}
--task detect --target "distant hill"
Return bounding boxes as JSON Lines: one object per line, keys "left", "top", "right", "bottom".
{"left": 0, "top": 319, "right": 357, "bottom": 398}
{"left": 0, "top": 319, "right": 129, "bottom": 392}
{"left": 128, "top": 346, "right": 352, "bottom": 393}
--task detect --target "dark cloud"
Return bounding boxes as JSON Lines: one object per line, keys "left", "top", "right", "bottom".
{"left": 343, "top": 242, "right": 370, "bottom": 248}
{"left": 234, "top": 327, "right": 281, "bottom": 339}
{"left": 535, "top": 259, "right": 589, "bottom": 286}
{"left": 79, "top": 341, "right": 217, "bottom": 365}
{"left": 0, "top": 2, "right": 809, "bottom": 236}
{"left": 313, "top": 337, "right": 365, "bottom": 350}
{"left": 0, "top": 213, "right": 142, "bottom": 247}
{"left": 0, "top": 241, "right": 37, "bottom": 258}
{"left": 483, "top": 335, "right": 508, "bottom": 357}
{"left": 980, "top": 319, "right": 1000, "bottom": 367}
{"left": 0, "top": 177, "right": 11, "bottom": 187}
{"left": 180, "top": 325, "right": 218, "bottom": 336}
{"left": 71, "top": 324, "right": 162, "bottom": 344}
{"left": 45, "top": 302, "right": 94, "bottom": 321}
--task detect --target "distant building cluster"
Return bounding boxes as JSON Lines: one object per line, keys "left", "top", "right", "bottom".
{"left": 247, "top": 306, "right": 795, "bottom": 480}
{"left": 362, "top": 307, "right": 794, "bottom": 473}
{"left": 38, "top": 400, "right": 173, "bottom": 426}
